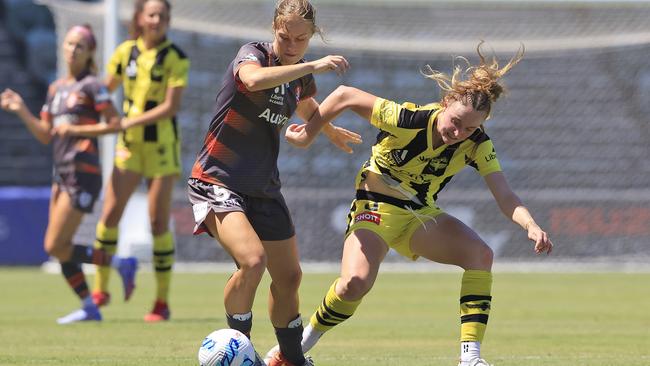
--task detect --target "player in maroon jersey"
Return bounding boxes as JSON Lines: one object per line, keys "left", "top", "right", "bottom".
{"left": 188, "top": 1, "right": 361, "bottom": 365}
{"left": 1, "top": 24, "right": 137, "bottom": 324}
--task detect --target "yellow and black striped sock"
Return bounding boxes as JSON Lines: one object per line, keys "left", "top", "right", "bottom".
{"left": 93, "top": 223, "right": 118, "bottom": 294}
{"left": 459, "top": 270, "right": 493, "bottom": 342}
{"left": 153, "top": 232, "right": 175, "bottom": 303}
{"left": 309, "top": 279, "right": 362, "bottom": 332}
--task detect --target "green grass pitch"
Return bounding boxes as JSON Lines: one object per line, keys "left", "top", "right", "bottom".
{"left": 0, "top": 268, "right": 648, "bottom": 365}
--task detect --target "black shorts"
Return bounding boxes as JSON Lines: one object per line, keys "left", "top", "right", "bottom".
{"left": 54, "top": 171, "right": 102, "bottom": 214}
{"left": 187, "top": 178, "right": 295, "bottom": 241}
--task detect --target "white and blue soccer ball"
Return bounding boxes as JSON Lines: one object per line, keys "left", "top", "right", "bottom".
{"left": 198, "top": 328, "right": 256, "bottom": 366}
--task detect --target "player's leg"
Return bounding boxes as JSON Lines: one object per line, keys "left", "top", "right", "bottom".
{"left": 263, "top": 235, "right": 310, "bottom": 366}
{"left": 410, "top": 213, "right": 494, "bottom": 366}
{"left": 203, "top": 210, "right": 266, "bottom": 333}
{"left": 44, "top": 185, "right": 100, "bottom": 324}
{"left": 143, "top": 174, "right": 176, "bottom": 322}
{"left": 188, "top": 179, "right": 266, "bottom": 365}
{"left": 93, "top": 166, "right": 141, "bottom": 306}
{"left": 301, "top": 229, "right": 389, "bottom": 353}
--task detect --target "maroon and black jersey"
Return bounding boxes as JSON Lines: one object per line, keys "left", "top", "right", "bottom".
{"left": 41, "top": 72, "right": 111, "bottom": 177}
{"left": 191, "top": 42, "right": 317, "bottom": 198}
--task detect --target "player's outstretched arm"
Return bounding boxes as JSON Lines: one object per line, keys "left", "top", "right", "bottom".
{"left": 239, "top": 55, "right": 349, "bottom": 92}
{"left": 120, "top": 86, "right": 184, "bottom": 129}
{"left": 1, "top": 88, "right": 52, "bottom": 144}
{"left": 285, "top": 85, "right": 375, "bottom": 149}
{"left": 291, "top": 96, "right": 362, "bottom": 153}
{"left": 484, "top": 171, "right": 553, "bottom": 255}
{"left": 51, "top": 104, "right": 122, "bottom": 138}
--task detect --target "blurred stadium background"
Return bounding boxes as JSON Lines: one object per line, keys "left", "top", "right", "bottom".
{"left": 1, "top": 0, "right": 649, "bottom": 267}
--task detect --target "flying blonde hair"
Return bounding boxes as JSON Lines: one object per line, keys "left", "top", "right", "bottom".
{"left": 422, "top": 41, "right": 525, "bottom": 118}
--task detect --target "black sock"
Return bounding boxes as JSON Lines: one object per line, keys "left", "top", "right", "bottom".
{"left": 69, "top": 244, "right": 112, "bottom": 265}
{"left": 275, "top": 315, "right": 305, "bottom": 365}
{"left": 61, "top": 261, "right": 89, "bottom": 299}
{"left": 226, "top": 312, "right": 252, "bottom": 338}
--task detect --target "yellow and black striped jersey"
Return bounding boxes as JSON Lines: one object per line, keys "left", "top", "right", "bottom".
{"left": 107, "top": 37, "right": 189, "bottom": 143}
{"left": 361, "top": 98, "right": 502, "bottom": 207}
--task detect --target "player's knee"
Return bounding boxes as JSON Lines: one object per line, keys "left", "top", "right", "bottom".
{"left": 238, "top": 254, "right": 267, "bottom": 282}
{"left": 150, "top": 218, "right": 169, "bottom": 235}
{"left": 465, "top": 243, "right": 493, "bottom": 270}
{"left": 44, "top": 239, "right": 68, "bottom": 261}
{"left": 275, "top": 267, "right": 303, "bottom": 294}
{"left": 338, "top": 275, "right": 371, "bottom": 301}
{"left": 101, "top": 212, "right": 121, "bottom": 227}
{"left": 479, "top": 244, "right": 494, "bottom": 267}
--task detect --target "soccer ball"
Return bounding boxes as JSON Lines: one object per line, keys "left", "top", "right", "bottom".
{"left": 198, "top": 328, "right": 256, "bottom": 366}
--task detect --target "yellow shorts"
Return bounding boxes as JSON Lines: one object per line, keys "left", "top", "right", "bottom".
{"left": 345, "top": 190, "right": 444, "bottom": 260}
{"left": 114, "top": 139, "right": 181, "bottom": 178}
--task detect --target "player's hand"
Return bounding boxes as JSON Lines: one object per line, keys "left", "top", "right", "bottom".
{"left": 1, "top": 88, "right": 26, "bottom": 114}
{"left": 285, "top": 123, "right": 311, "bottom": 148}
{"left": 120, "top": 117, "right": 133, "bottom": 130}
{"left": 51, "top": 124, "right": 74, "bottom": 137}
{"left": 323, "top": 124, "right": 362, "bottom": 154}
{"left": 527, "top": 222, "right": 553, "bottom": 255}
{"left": 310, "top": 55, "right": 350, "bottom": 76}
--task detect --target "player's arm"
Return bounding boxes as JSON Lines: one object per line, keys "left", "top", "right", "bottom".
{"left": 238, "top": 55, "right": 349, "bottom": 92}
{"left": 292, "top": 96, "right": 362, "bottom": 153}
{"left": 286, "top": 85, "right": 374, "bottom": 149}
{"left": 104, "top": 74, "right": 122, "bottom": 93}
{"left": 120, "top": 86, "right": 184, "bottom": 129}
{"left": 52, "top": 104, "right": 122, "bottom": 138}
{"left": 483, "top": 171, "right": 553, "bottom": 254}
{"left": 1, "top": 88, "right": 52, "bottom": 144}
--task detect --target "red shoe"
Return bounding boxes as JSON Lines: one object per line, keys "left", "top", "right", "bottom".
{"left": 143, "top": 300, "right": 170, "bottom": 322}
{"left": 91, "top": 291, "right": 111, "bottom": 307}
{"left": 266, "top": 350, "right": 314, "bottom": 366}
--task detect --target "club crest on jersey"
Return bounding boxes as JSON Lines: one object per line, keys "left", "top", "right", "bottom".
{"left": 354, "top": 211, "right": 381, "bottom": 225}
{"left": 391, "top": 149, "right": 409, "bottom": 165}
{"left": 258, "top": 108, "right": 289, "bottom": 126}
{"left": 269, "top": 83, "right": 289, "bottom": 106}
{"left": 65, "top": 91, "right": 86, "bottom": 109}
{"left": 126, "top": 59, "right": 138, "bottom": 78}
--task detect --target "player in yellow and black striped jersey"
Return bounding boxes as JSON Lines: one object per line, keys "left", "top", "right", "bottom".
{"left": 91, "top": 0, "right": 189, "bottom": 323}
{"left": 279, "top": 42, "right": 554, "bottom": 366}
{"left": 362, "top": 99, "right": 502, "bottom": 209}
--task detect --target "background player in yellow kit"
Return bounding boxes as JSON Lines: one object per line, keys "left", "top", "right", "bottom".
{"left": 273, "top": 42, "right": 554, "bottom": 366}
{"left": 92, "top": 0, "right": 189, "bottom": 322}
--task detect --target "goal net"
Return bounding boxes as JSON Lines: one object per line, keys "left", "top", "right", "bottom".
{"left": 42, "top": 0, "right": 650, "bottom": 266}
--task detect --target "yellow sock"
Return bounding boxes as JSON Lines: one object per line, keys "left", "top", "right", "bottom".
{"left": 459, "top": 270, "right": 493, "bottom": 342}
{"left": 309, "top": 279, "right": 362, "bottom": 332}
{"left": 153, "top": 232, "right": 175, "bottom": 302}
{"left": 93, "top": 222, "right": 118, "bottom": 293}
